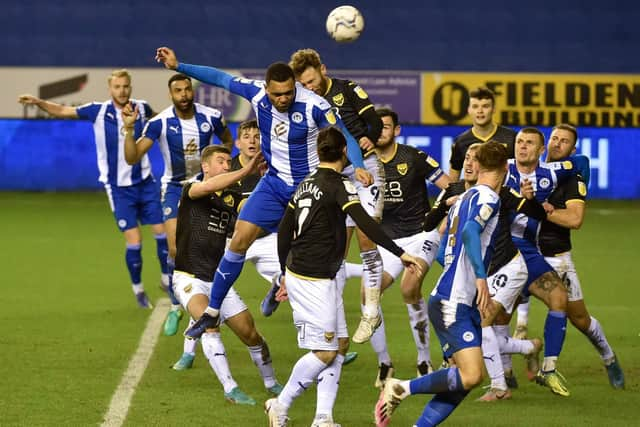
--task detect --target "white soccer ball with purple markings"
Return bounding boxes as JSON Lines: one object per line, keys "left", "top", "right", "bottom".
{"left": 326, "top": 5, "right": 364, "bottom": 43}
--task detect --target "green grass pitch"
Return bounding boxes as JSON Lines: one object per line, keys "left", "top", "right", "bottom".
{"left": 1, "top": 192, "right": 638, "bottom": 426}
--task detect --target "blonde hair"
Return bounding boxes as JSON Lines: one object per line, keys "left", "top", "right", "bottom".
{"left": 108, "top": 69, "right": 132, "bottom": 84}
{"left": 289, "top": 48, "right": 322, "bottom": 77}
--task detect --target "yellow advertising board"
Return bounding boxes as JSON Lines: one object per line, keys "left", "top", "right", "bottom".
{"left": 421, "top": 73, "right": 640, "bottom": 127}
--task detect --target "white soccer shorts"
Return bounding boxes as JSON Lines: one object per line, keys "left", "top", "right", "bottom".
{"left": 245, "top": 233, "right": 279, "bottom": 282}
{"left": 545, "top": 252, "right": 583, "bottom": 302}
{"left": 172, "top": 271, "right": 247, "bottom": 323}
{"left": 284, "top": 271, "right": 347, "bottom": 351}
{"left": 344, "top": 154, "right": 385, "bottom": 226}
{"left": 378, "top": 229, "right": 442, "bottom": 279}
{"left": 488, "top": 253, "right": 529, "bottom": 314}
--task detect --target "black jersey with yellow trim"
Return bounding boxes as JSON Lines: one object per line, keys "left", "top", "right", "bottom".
{"left": 174, "top": 183, "right": 243, "bottom": 281}
{"left": 539, "top": 174, "right": 587, "bottom": 257}
{"left": 324, "top": 77, "right": 376, "bottom": 151}
{"left": 450, "top": 125, "right": 516, "bottom": 172}
{"left": 380, "top": 144, "right": 444, "bottom": 239}
{"left": 285, "top": 167, "right": 361, "bottom": 279}
{"left": 230, "top": 154, "right": 261, "bottom": 197}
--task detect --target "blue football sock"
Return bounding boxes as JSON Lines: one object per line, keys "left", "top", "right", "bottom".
{"left": 415, "top": 390, "right": 470, "bottom": 427}
{"left": 544, "top": 310, "right": 567, "bottom": 359}
{"left": 154, "top": 233, "right": 169, "bottom": 274}
{"left": 125, "top": 243, "right": 143, "bottom": 284}
{"left": 166, "top": 256, "right": 180, "bottom": 305}
{"left": 410, "top": 367, "right": 464, "bottom": 395}
{"left": 209, "top": 250, "right": 245, "bottom": 310}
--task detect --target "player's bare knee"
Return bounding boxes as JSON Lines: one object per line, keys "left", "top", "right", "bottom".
{"left": 313, "top": 349, "right": 337, "bottom": 365}
{"left": 548, "top": 286, "right": 568, "bottom": 312}
{"left": 459, "top": 366, "right": 484, "bottom": 389}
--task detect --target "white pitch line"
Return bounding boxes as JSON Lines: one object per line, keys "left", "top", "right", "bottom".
{"left": 101, "top": 298, "right": 170, "bottom": 427}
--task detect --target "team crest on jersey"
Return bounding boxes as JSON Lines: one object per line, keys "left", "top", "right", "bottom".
{"left": 539, "top": 177, "right": 551, "bottom": 189}
{"left": 332, "top": 93, "right": 345, "bottom": 107}
{"left": 354, "top": 85, "right": 368, "bottom": 99}
{"left": 291, "top": 112, "right": 304, "bottom": 123}
{"left": 578, "top": 181, "right": 587, "bottom": 196}
{"left": 462, "top": 331, "right": 475, "bottom": 342}
{"left": 324, "top": 110, "right": 337, "bottom": 125}
{"left": 324, "top": 332, "right": 335, "bottom": 343}
{"left": 396, "top": 163, "right": 408, "bottom": 175}
{"left": 200, "top": 122, "right": 211, "bottom": 133}
{"left": 223, "top": 194, "right": 235, "bottom": 207}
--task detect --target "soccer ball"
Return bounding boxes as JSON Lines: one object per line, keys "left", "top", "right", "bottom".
{"left": 326, "top": 5, "right": 364, "bottom": 43}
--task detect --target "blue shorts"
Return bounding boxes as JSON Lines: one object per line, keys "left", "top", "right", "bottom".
{"left": 428, "top": 295, "right": 482, "bottom": 360}
{"left": 161, "top": 182, "right": 183, "bottom": 221}
{"left": 238, "top": 174, "right": 296, "bottom": 233}
{"left": 515, "top": 241, "right": 555, "bottom": 296}
{"left": 105, "top": 176, "right": 163, "bottom": 232}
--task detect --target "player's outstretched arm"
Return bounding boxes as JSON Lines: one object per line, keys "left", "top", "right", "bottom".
{"left": 156, "top": 47, "right": 234, "bottom": 91}
{"left": 18, "top": 94, "right": 78, "bottom": 118}
{"left": 188, "top": 153, "right": 264, "bottom": 199}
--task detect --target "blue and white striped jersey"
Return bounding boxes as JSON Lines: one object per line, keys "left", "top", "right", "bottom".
{"left": 142, "top": 103, "right": 227, "bottom": 184}
{"left": 76, "top": 99, "right": 153, "bottom": 187}
{"left": 506, "top": 159, "right": 575, "bottom": 245}
{"left": 227, "top": 78, "right": 337, "bottom": 187}
{"left": 432, "top": 185, "right": 501, "bottom": 306}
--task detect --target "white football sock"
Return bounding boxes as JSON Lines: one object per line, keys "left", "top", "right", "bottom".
{"left": 493, "top": 325, "right": 513, "bottom": 371}
{"left": 363, "top": 304, "right": 391, "bottom": 365}
{"left": 132, "top": 283, "right": 144, "bottom": 294}
{"left": 360, "top": 249, "right": 383, "bottom": 317}
{"left": 584, "top": 316, "right": 615, "bottom": 361}
{"left": 248, "top": 339, "right": 277, "bottom": 389}
{"left": 345, "top": 262, "right": 363, "bottom": 280}
{"left": 406, "top": 299, "right": 431, "bottom": 364}
{"left": 516, "top": 300, "right": 530, "bottom": 326}
{"left": 482, "top": 326, "right": 508, "bottom": 390}
{"left": 278, "top": 352, "right": 328, "bottom": 409}
{"left": 201, "top": 331, "right": 237, "bottom": 393}
{"left": 315, "top": 354, "right": 344, "bottom": 419}
{"left": 498, "top": 335, "right": 535, "bottom": 355}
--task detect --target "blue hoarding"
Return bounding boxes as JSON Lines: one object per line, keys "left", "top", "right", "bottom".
{"left": 0, "top": 119, "right": 638, "bottom": 199}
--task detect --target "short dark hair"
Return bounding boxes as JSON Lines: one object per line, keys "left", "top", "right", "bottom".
{"left": 168, "top": 73, "right": 191, "bottom": 88}
{"left": 376, "top": 108, "right": 398, "bottom": 127}
{"left": 475, "top": 141, "right": 509, "bottom": 172}
{"left": 317, "top": 127, "right": 346, "bottom": 162}
{"left": 237, "top": 119, "right": 258, "bottom": 135}
{"left": 265, "top": 62, "right": 295, "bottom": 84}
{"left": 201, "top": 145, "right": 231, "bottom": 162}
{"left": 520, "top": 127, "right": 545, "bottom": 146}
{"left": 468, "top": 86, "right": 495, "bottom": 104}
{"left": 552, "top": 123, "right": 578, "bottom": 145}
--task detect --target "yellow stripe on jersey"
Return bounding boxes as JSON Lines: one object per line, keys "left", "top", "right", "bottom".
{"left": 379, "top": 143, "right": 398, "bottom": 163}
{"left": 516, "top": 198, "right": 526, "bottom": 211}
{"left": 288, "top": 202, "right": 295, "bottom": 209}
{"left": 286, "top": 267, "right": 329, "bottom": 281}
{"left": 358, "top": 104, "right": 374, "bottom": 115}
{"left": 565, "top": 199, "right": 585, "bottom": 204}
{"left": 342, "top": 200, "right": 361, "bottom": 211}
{"left": 471, "top": 124, "right": 498, "bottom": 142}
